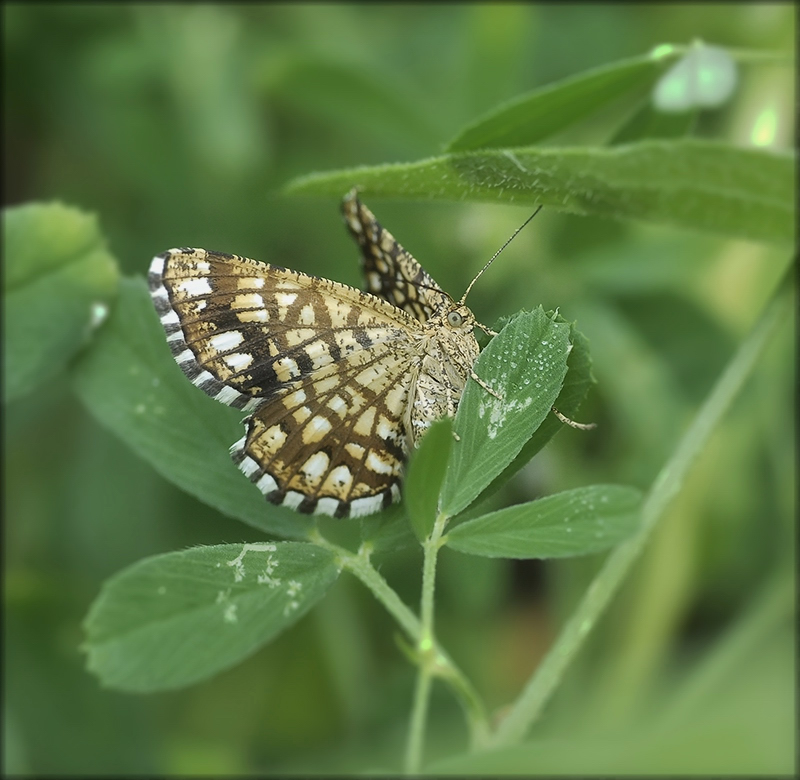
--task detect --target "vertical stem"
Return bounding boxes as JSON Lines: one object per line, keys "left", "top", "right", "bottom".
{"left": 404, "top": 663, "right": 434, "bottom": 774}
{"left": 404, "top": 512, "right": 449, "bottom": 774}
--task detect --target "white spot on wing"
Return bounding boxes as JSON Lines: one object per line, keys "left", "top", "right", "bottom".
{"left": 315, "top": 497, "right": 342, "bottom": 516}
{"left": 323, "top": 464, "right": 352, "bottom": 492}
{"left": 276, "top": 292, "right": 298, "bottom": 307}
{"left": 193, "top": 370, "right": 215, "bottom": 387}
{"left": 150, "top": 255, "right": 166, "bottom": 276}
{"left": 239, "top": 456, "right": 261, "bottom": 478}
{"left": 224, "top": 352, "right": 253, "bottom": 371}
{"left": 273, "top": 356, "right": 299, "bottom": 381}
{"left": 282, "top": 491, "right": 305, "bottom": 510}
{"left": 215, "top": 385, "right": 243, "bottom": 405}
{"left": 366, "top": 451, "right": 395, "bottom": 475}
{"left": 209, "top": 331, "right": 244, "bottom": 352}
{"left": 302, "top": 451, "right": 330, "bottom": 481}
{"left": 232, "top": 293, "right": 264, "bottom": 310}
{"left": 177, "top": 278, "right": 212, "bottom": 297}
{"left": 350, "top": 494, "right": 385, "bottom": 518}
{"left": 256, "top": 473, "right": 278, "bottom": 494}
{"left": 303, "top": 416, "right": 332, "bottom": 443}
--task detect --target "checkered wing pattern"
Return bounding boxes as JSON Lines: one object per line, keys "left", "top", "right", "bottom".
{"left": 342, "top": 189, "right": 450, "bottom": 323}
{"left": 149, "top": 248, "right": 421, "bottom": 518}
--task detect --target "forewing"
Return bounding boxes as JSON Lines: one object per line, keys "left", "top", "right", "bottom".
{"left": 149, "top": 247, "right": 418, "bottom": 412}
{"left": 341, "top": 190, "right": 451, "bottom": 323}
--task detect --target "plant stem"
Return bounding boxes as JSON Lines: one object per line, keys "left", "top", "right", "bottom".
{"left": 405, "top": 660, "right": 434, "bottom": 775}
{"left": 488, "top": 266, "right": 793, "bottom": 749}
{"left": 310, "top": 530, "right": 490, "bottom": 749}
{"left": 405, "top": 512, "right": 449, "bottom": 774}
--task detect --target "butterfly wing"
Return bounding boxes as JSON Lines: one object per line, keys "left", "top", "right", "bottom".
{"left": 149, "top": 247, "right": 420, "bottom": 517}
{"left": 341, "top": 189, "right": 451, "bottom": 323}
{"left": 231, "top": 346, "right": 413, "bottom": 518}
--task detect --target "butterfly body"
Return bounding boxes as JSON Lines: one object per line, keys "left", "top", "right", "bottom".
{"left": 149, "top": 190, "right": 483, "bottom": 518}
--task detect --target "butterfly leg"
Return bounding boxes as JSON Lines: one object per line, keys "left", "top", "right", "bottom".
{"left": 470, "top": 370, "right": 503, "bottom": 400}
{"left": 475, "top": 321, "right": 499, "bottom": 338}
{"left": 551, "top": 406, "right": 596, "bottom": 430}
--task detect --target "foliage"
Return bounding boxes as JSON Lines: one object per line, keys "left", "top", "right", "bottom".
{"left": 4, "top": 5, "right": 794, "bottom": 776}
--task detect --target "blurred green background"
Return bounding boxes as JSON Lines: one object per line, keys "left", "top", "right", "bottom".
{"left": 3, "top": 3, "right": 794, "bottom": 774}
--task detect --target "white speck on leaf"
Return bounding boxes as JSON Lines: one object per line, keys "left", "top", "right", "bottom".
{"left": 283, "top": 600, "right": 300, "bottom": 617}
{"left": 257, "top": 573, "right": 281, "bottom": 587}
{"left": 479, "top": 395, "right": 533, "bottom": 440}
{"left": 223, "top": 603, "right": 238, "bottom": 624}
{"left": 227, "top": 543, "right": 278, "bottom": 582}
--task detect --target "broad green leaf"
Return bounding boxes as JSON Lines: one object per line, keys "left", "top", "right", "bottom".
{"left": 404, "top": 417, "right": 454, "bottom": 542}
{"left": 285, "top": 139, "right": 794, "bottom": 245}
{"left": 445, "top": 485, "right": 643, "bottom": 559}
{"left": 440, "top": 308, "right": 571, "bottom": 518}
{"left": 653, "top": 43, "right": 737, "bottom": 112}
{"left": 71, "top": 277, "right": 314, "bottom": 540}
{"left": 84, "top": 542, "right": 340, "bottom": 691}
{"left": 445, "top": 49, "right": 680, "bottom": 152}
{"left": 3, "top": 203, "right": 119, "bottom": 403}
{"left": 474, "top": 316, "right": 596, "bottom": 509}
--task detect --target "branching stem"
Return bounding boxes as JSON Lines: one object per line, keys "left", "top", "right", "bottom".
{"left": 310, "top": 529, "right": 490, "bottom": 759}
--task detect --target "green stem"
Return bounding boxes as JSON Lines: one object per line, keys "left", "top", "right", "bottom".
{"left": 405, "top": 512, "right": 448, "bottom": 774}
{"left": 405, "top": 660, "right": 434, "bottom": 774}
{"left": 489, "top": 266, "right": 792, "bottom": 749}
{"left": 311, "top": 531, "right": 490, "bottom": 749}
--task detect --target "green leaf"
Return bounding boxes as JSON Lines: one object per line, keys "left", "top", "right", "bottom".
{"left": 84, "top": 542, "right": 340, "bottom": 692}
{"left": 3, "top": 203, "right": 119, "bottom": 403}
{"left": 440, "top": 308, "right": 571, "bottom": 518}
{"left": 405, "top": 417, "right": 454, "bottom": 542}
{"left": 285, "top": 139, "right": 794, "bottom": 245}
{"left": 445, "top": 49, "right": 679, "bottom": 152}
{"left": 475, "top": 317, "right": 596, "bottom": 508}
{"left": 445, "top": 485, "right": 643, "bottom": 559}
{"left": 71, "top": 277, "right": 313, "bottom": 540}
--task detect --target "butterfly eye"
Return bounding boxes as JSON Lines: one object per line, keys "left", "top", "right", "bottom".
{"left": 447, "top": 310, "right": 463, "bottom": 327}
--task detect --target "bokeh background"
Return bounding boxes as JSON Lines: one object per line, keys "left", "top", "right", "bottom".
{"left": 4, "top": 3, "right": 794, "bottom": 774}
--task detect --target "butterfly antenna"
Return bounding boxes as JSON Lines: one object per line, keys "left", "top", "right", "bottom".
{"left": 459, "top": 205, "right": 543, "bottom": 305}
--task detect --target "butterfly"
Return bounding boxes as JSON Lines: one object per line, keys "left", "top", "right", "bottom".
{"left": 148, "top": 190, "right": 501, "bottom": 518}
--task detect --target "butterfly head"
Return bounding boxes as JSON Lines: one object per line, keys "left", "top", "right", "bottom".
{"left": 444, "top": 303, "right": 475, "bottom": 331}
